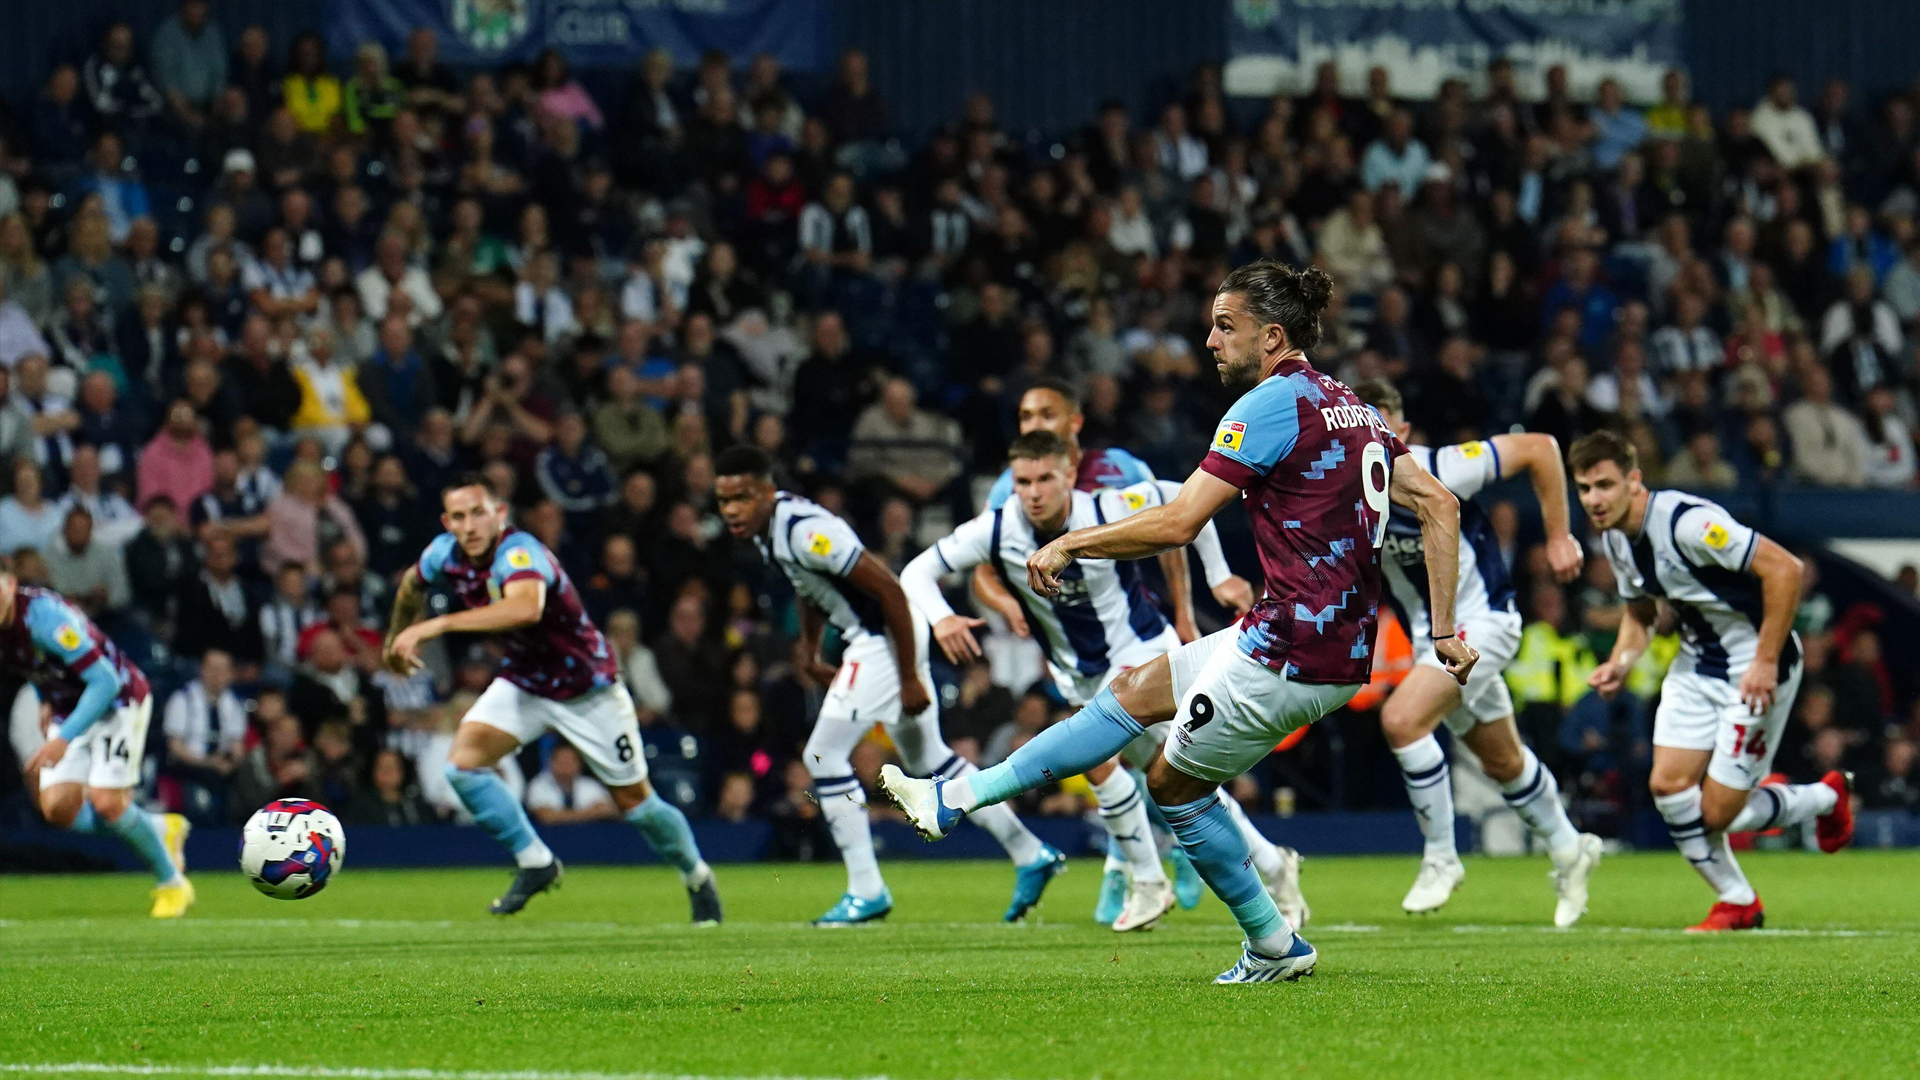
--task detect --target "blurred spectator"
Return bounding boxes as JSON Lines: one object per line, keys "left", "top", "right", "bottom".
{"left": 605, "top": 608, "right": 671, "bottom": 727}
{"left": 152, "top": 0, "right": 227, "bottom": 128}
{"left": 265, "top": 460, "right": 366, "bottom": 575}
{"left": 282, "top": 32, "right": 341, "bottom": 136}
{"left": 124, "top": 495, "right": 196, "bottom": 625}
{"left": 0, "top": 458, "right": 58, "bottom": 553}
{"left": 83, "top": 22, "right": 164, "bottom": 135}
{"left": 525, "top": 744, "right": 618, "bottom": 824}
{"left": 847, "top": 377, "right": 961, "bottom": 506}
{"left": 1750, "top": 76, "right": 1824, "bottom": 170}
{"left": 1666, "top": 430, "right": 1740, "bottom": 489}
{"left": 232, "top": 696, "right": 318, "bottom": 810}
{"left": 655, "top": 590, "right": 727, "bottom": 734}
{"left": 350, "top": 748, "right": 441, "bottom": 826}
{"left": 45, "top": 505, "right": 129, "bottom": 618}
{"left": 162, "top": 649, "right": 246, "bottom": 822}
{"left": 1783, "top": 365, "right": 1870, "bottom": 487}
{"left": 175, "top": 533, "right": 264, "bottom": 665}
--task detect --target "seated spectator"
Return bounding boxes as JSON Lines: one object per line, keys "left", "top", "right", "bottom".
{"left": 289, "top": 326, "right": 369, "bottom": 454}
{"left": 357, "top": 231, "right": 443, "bottom": 327}
{"left": 265, "top": 461, "right": 367, "bottom": 576}
{"left": 1828, "top": 203, "right": 1899, "bottom": 285}
{"left": 0, "top": 459, "right": 59, "bottom": 555}
{"left": 175, "top": 534, "right": 265, "bottom": 666}
{"left": 655, "top": 591, "right": 727, "bottom": 734}
{"left": 288, "top": 626, "right": 377, "bottom": 739}
{"left": 1782, "top": 365, "right": 1869, "bottom": 487}
{"left": 847, "top": 377, "right": 962, "bottom": 507}
{"left": 349, "top": 748, "right": 441, "bottom": 827}
{"left": 514, "top": 250, "right": 576, "bottom": 345}
{"left": 45, "top": 506, "right": 129, "bottom": 620}
{"left": 1318, "top": 189, "right": 1393, "bottom": 297}
{"left": 1750, "top": 75, "right": 1824, "bottom": 170}
{"left": 162, "top": 649, "right": 247, "bottom": 823}
{"left": 1861, "top": 385, "right": 1917, "bottom": 488}
{"left": 1820, "top": 267, "right": 1904, "bottom": 405}
{"left": 245, "top": 228, "right": 320, "bottom": 321}
{"left": 32, "top": 66, "right": 92, "bottom": 170}
{"left": 713, "top": 771, "right": 756, "bottom": 823}
{"left": 0, "top": 276, "right": 50, "bottom": 370}
{"left": 83, "top": 22, "right": 164, "bottom": 135}
{"left": 342, "top": 42, "right": 404, "bottom": 139}
{"left": 137, "top": 400, "right": 215, "bottom": 514}
{"left": 985, "top": 689, "right": 1054, "bottom": 768}
{"left": 70, "top": 132, "right": 149, "bottom": 245}
{"left": 231, "top": 697, "right": 318, "bottom": 812}
{"left": 525, "top": 744, "right": 619, "bottom": 825}
{"left": 151, "top": 0, "right": 226, "bottom": 130}
{"left": 57, "top": 445, "right": 140, "bottom": 548}
{"left": 282, "top": 31, "right": 341, "bottom": 136}
{"left": 359, "top": 316, "right": 438, "bottom": 443}
{"left": 1863, "top": 737, "right": 1918, "bottom": 811}
{"left": 1361, "top": 109, "right": 1429, "bottom": 194}
{"left": 223, "top": 315, "right": 302, "bottom": 431}
{"left": 259, "top": 560, "right": 321, "bottom": 675}
{"left": 605, "top": 608, "right": 670, "bottom": 727}
{"left": 1665, "top": 431, "right": 1740, "bottom": 490}
{"left": 533, "top": 48, "right": 603, "bottom": 131}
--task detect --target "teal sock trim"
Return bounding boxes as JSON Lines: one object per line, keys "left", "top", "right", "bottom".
{"left": 627, "top": 793, "right": 702, "bottom": 874}
{"left": 107, "top": 805, "right": 179, "bottom": 884}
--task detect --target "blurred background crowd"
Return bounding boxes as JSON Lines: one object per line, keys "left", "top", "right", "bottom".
{"left": 1, "top": 1, "right": 1917, "bottom": 858}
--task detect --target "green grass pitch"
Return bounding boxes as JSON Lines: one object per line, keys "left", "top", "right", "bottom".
{"left": 2, "top": 850, "right": 1917, "bottom": 1080}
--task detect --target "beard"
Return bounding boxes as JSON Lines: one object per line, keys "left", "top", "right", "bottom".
{"left": 1218, "top": 351, "right": 1264, "bottom": 390}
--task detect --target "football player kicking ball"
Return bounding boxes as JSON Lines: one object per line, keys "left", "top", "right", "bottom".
{"left": 1353, "top": 380, "right": 1603, "bottom": 926}
{"left": 12, "top": 574, "right": 192, "bottom": 917}
{"left": 969, "top": 380, "right": 1296, "bottom": 927}
{"left": 385, "top": 476, "right": 721, "bottom": 923}
{"left": 884, "top": 262, "right": 1477, "bottom": 983}
{"left": 1569, "top": 431, "right": 1853, "bottom": 931}
{"left": 714, "top": 446, "right": 1065, "bottom": 926}
{"left": 907, "top": 430, "right": 1220, "bottom": 932}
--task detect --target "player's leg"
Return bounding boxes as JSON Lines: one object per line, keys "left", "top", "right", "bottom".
{"left": 1125, "top": 726, "right": 1203, "bottom": 909}
{"left": 569, "top": 684, "right": 721, "bottom": 925}
{"left": 805, "top": 637, "right": 892, "bottom": 923}
{"left": 1085, "top": 755, "right": 1170, "bottom": 929}
{"left": 67, "top": 700, "right": 190, "bottom": 917}
{"left": 1380, "top": 666, "right": 1468, "bottom": 911}
{"left": 444, "top": 681, "right": 561, "bottom": 913}
{"left": 1717, "top": 663, "right": 1849, "bottom": 849}
{"left": 1459, "top": 717, "right": 1601, "bottom": 926}
{"left": 1153, "top": 645, "right": 1357, "bottom": 983}
{"left": 1210, "top": 786, "right": 1308, "bottom": 929}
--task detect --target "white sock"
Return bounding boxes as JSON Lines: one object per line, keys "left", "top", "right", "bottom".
{"left": 1250, "top": 929, "right": 1295, "bottom": 958}
{"left": 941, "top": 774, "right": 978, "bottom": 812}
{"left": 1727, "top": 782, "right": 1838, "bottom": 832}
{"left": 1094, "top": 768, "right": 1164, "bottom": 883}
{"left": 818, "top": 782, "right": 886, "bottom": 899}
{"left": 1654, "top": 787, "right": 1755, "bottom": 905}
{"left": 1499, "top": 748, "right": 1583, "bottom": 863}
{"left": 684, "top": 860, "right": 714, "bottom": 889}
{"left": 1393, "top": 735, "right": 1457, "bottom": 861}
{"left": 1216, "top": 788, "right": 1283, "bottom": 881}
{"left": 514, "top": 837, "right": 555, "bottom": 869}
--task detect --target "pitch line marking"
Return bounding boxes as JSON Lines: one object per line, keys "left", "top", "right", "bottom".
{"left": 0, "top": 1064, "right": 953, "bottom": 1080}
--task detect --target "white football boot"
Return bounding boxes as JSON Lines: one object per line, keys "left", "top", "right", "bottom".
{"left": 1401, "top": 855, "right": 1465, "bottom": 914}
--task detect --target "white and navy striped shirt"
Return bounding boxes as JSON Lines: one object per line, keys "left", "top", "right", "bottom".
{"left": 756, "top": 493, "right": 884, "bottom": 644}
{"left": 901, "top": 482, "right": 1169, "bottom": 679}
{"left": 1599, "top": 489, "right": 1796, "bottom": 682}
{"left": 1380, "top": 440, "right": 1516, "bottom": 634}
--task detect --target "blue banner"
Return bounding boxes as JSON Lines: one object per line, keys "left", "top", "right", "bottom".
{"left": 329, "top": 0, "right": 829, "bottom": 71}
{"left": 1226, "top": 0, "right": 1682, "bottom": 102}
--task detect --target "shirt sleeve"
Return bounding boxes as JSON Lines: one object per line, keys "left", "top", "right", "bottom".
{"left": 1604, "top": 534, "right": 1645, "bottom": 600}
{"left": 489, "top": 532, "right": 560, "bottom": 589}
{"left": 1672, "top": 503, "right": 1759, "bottom": 573}
{"left": 1430, "top": 440, "right": 1502, "bottom": 501}
{"left": 788, "top": 514, "right": 865, "bottom": 578}
{"left": 1096, "top": 480, "right": 1165, "bottom": 522}
{"left": 416, "top": 533, "right": 457, "bottom": 585}
{"left": 1199, "top": 378, "right": 1302, "bottom": 489}
{"left": 26, "top": 596, "right": 103, "bottom": 670}
{"left": 984, "top": 469, "right": 1013, "bottom": 510}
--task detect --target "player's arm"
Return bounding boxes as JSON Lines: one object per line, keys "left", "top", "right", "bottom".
{"left": 1591, "top": 597, "right": 1657, "bottom": 699}
{"left": 1488, "top": 433, "right": 1582, "bottom": 582}
{"left": 1740, "top": 537, "right": 1804, "bottom": 715}
{"left": 1389, "top": 452, "right": 1477, "bottom": 682}
{"left": 844, "top": 552, "right": 931, "bottom": 715}
{"left": 21, "top": 658, "right": 123, "bottom": 775}
{"left": 902, "top": 539, "right": 989, "bottom": 665}
{"left": 1157, "top": 545, "right": 1199, "bottom": 642}
{"left": 382, "top": 566, "right": 431, "bottom": 674}
{"left": 388, "top": 579, "right": 544, "bottom": 670}
{"left": 968, "top": 565, "right": 1030, "bottom": 639}
{"left": 1028, "top": 468, "right": 1238, "bottom": 593}
{"left": 794, "top": 600, "right": 838, "bottom": 688}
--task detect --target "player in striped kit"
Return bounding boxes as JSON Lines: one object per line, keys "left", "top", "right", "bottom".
{"left": 1569, "top": 431, "right": 1853, "bottom": 931}
{"left": 968, "top": 381, "right": 1299, "bottom": 926}
{"left": 714, "top": 446, "right": 1064, "bottom": 926}
{"left": 884, "top": 262, "right": 1477, "bottom": 982}
{"left": 1352, "top": 381, "right": 1603, "bottom": 926}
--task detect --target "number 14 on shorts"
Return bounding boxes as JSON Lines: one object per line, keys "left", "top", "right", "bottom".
{"left": 1731, "top": 723, "right": 1767, "bottom": 759}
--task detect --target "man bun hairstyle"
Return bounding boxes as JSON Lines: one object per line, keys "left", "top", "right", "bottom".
{"left": 1217, "top": 260, "right": 1336, "bottom": 352}
{"left": 1567, "top": 428, "right": 1638, "bottom": 475}
{"left": 1007, "top": 430, "right": 1074, "bottom": 463}
{"left": 1352, "top": 378, "right": 1403, "bottom": 419}
{"left": 714, "top": 444, "right": 775, "bottom": 480}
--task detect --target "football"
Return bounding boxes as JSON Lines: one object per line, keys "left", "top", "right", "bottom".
{"left": 239, "top": 799, "right": 346, "bottom": 900}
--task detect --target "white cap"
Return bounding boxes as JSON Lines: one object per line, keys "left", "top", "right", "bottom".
{"left": 223, "top": 148, "right": 256, "bottom": 174}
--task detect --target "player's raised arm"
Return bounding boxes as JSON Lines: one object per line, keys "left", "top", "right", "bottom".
{"left": 1489, "top": 432, "right": 1583, "bottom": 582}
{"left": 382, "top": 565, "right": 430, "bottom": 674}
{"left": 1027, "top": 468, "right": 1239, "bottom": 596}
{"left": 902, "top": 518, "right": 993, "bottom": 664}
{"left": 1388, "top": 452, "right": 1476, "bottom": 683}
{"left": 389, "top": 577, "right": 545, "bottom": 671}
{"left": 1158, "top": 479, "right": 1254, "bottom": 614}
{"left": 843, "top": 552, "right": 932, "bottom": 715}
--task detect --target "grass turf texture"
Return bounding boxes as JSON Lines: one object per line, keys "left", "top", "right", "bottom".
{"left": 2, "top": 851, "right": 1917, "bottom": 1080}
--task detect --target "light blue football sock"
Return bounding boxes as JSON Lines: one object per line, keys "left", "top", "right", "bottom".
{"left": 446, "top": 765, "right": 552, "bottom": 867}
{"left": 1160, "top": 794, "right": 1290, "bottom": 953}
{"left": 69, "top": 802, "right": 103, "bottom": 834}
{"left": 626, "top": 792, "right": 710, "bottom": 885}
{"left": 962, "top": 687, "right": 1144, "bottom": 809}
{"left": 106, "top": 804, "right": 181, "bottom": 885}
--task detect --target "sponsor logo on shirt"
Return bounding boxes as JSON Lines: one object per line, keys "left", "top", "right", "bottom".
{"left": 1214, "top": 420, "right": 1247, "bottom": 451}
{"left": 54, "top": 624, "right": 82, "bottom": 651}
{"left": 1461, "top": 441, "right": 1486, "bottom": 459}
{"left": 1123, "top": 490, "right": 1147, "bottom": 510}
{"left": 808, "top": 532, "right": 835, "bottom": 557}
{"left": 507, "top": 547, "right": 534, "bottom": 570}
{"left": 1702, "top": 522, "right": 1731, "bottom": 550}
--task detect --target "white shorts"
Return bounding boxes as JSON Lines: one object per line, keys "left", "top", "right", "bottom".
{"left": 810, "top": 621, "right": 954, "bottom": 779}
{"left": 1655, "top": 659, "right": 1803, "bottom": 791}
{"left": 1415, "top": 609, "right": 1522, "bottom": 735}
{"left": 463, "top": 679, "right": 648, "bottom": 788}
{"left": 41, "top": 697, "right": 153, "bottom": 791}
{"left": 1161, "top": 625, "right": 1360, "bottom": 785}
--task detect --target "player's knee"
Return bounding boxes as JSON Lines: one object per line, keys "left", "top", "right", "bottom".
{"left": 1475, "top": 742, "right": 1525, "bottom": 784}
{"left": 40, "top": 789, "right": 81, "bottom": 829}
{"left": 1699, "top": 796, "right": 1744, "bottom": 833}
{"left": 1379, "top": 698, "right": 1428, "bottom": 747}
{"left": 86, "top": 788, "right": 129, "bottom": 821}
{"left": 1106, "top": 664, "right": 1172, "bottom": 725}
{"left": 1646, "top": 773, "right": 1693, "bottom": 800}
{"left": 1144, "top": 755, "right": 1213, "bottom": 808}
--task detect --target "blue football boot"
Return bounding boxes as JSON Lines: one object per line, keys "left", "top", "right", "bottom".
{"left": 813, "top": 889, "right": 893, "bottom": 927}
{"left": 1003, "top": 844, "right": 1067, "bottom": 922}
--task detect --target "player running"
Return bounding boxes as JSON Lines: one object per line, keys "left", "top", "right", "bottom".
{"left": 883, "top": 262, "right": 1476, "bottom": 982}
{"left": 1353, "top": 380, "right": 1603, "bottom": 926}
{"left": 714, "top": 445, "right": 1066, "bottom": 926}
{"left": 1569, "top": 431, "right": 1852, "bottom": 931}
{"left": 969, "top": 381, "right": 1298, "bottom": 926}
{"left": 13, "top": 575, "right": 191, "bottom": 917}
{"left": 384, "top": 475, "right": 722, "bottom": 923}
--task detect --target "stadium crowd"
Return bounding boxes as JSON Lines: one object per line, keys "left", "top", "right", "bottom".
{"left": 2, "top": 1, "right": 1919, "bottom": 852}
